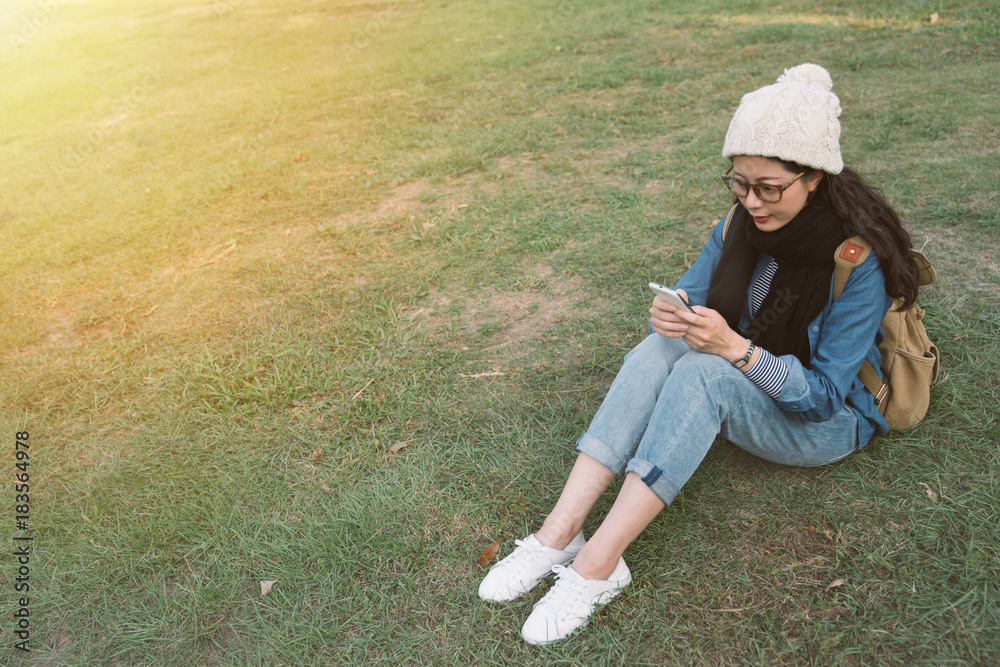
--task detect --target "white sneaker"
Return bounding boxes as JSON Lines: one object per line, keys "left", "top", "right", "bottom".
{"left": 478, "top": 531, "right": 586, "bottom": 602}
{"left": 520, "top": 557, "right": 631, "bottom": 645}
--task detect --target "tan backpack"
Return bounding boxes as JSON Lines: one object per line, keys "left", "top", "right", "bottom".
{"left": 833, "top": 236, "right": 939, "bottom": 430}
{"left": 721, "top": 205, "right": 939, "bottom": 430}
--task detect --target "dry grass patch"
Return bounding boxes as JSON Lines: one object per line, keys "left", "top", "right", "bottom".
{"left": 409, "top": 262, "right": 609, "bottom": 368}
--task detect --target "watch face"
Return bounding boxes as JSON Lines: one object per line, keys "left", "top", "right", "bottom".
{"left": 734, "top": 342, "right": 754, "bottom": 368}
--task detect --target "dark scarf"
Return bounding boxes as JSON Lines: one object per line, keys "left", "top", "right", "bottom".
{"left": 706, "top": 204, "right": 849, "bottom": 365}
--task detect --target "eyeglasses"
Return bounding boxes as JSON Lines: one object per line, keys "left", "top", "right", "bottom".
{"left": 722, "top": 166, "right": 807, "bottom": 203}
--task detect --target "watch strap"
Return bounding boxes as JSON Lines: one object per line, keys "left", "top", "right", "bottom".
{"left": 732, "top": 340, "right": 755, "bottom": 369}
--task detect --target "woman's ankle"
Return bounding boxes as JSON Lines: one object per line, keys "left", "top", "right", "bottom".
{"left": 569, "top": 545, "right": 619, "bottom": 580}
{"left": 535, "top": 516, "right": 581, "bottom": 551}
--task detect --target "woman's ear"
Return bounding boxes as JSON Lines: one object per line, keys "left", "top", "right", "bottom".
{"left": 806, "top": 170, "right": 824, "bottom": 192}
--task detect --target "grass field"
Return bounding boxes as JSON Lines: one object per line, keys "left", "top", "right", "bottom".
{"left": 2, "top": 0, "right": 999, "bottom": 664}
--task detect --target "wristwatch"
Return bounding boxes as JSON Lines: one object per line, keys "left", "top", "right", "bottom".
{"left": 732, "top": 339, "right": 755, "bottom": 369}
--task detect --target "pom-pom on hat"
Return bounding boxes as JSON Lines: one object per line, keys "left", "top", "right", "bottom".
{"left": 722, "top": 63, "right": 843, "bottom": 174}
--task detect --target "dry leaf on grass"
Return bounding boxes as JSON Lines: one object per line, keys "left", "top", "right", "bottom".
{"left": 310, "top": 448, "right": 324, "bottom": 463}
{"left": 389, "top": 441, "right": 410, "bottom": 453}
{"left": 930, "top": 12, "right": 939, "bottom": 23}
{"left": 919, "top": 482, "right": 940, "bottom": 502}
{"left": 825, "top": 578, "right": 846, "bottom": 592}
{"left": 478, "top": 540, "right": 501, "bottom": 568}
{"left": 260, "top": 580, "right": 278, "bottom": 596}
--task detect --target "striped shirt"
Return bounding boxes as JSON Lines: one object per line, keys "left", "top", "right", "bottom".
{"left": 743, "top": 258, "right": 790, "bottom": 399}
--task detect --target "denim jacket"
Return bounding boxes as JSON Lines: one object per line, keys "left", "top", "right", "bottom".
{"left": 672, "top": 212, "right": 893, "bottom": 447}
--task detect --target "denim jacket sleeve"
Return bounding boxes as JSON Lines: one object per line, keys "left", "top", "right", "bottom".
{"left": 670, "top": 215, "right": 892, "bottom": 425}
{"left": 772, "top": 249, "right": 891, "bottom": 422}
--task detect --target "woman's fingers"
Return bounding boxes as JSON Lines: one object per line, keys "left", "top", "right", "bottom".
{"left": 650, "top": 297, "right": 690, "bottom": 337}
{"left": 650, "top": 294, "right": 742, "bottom": 356}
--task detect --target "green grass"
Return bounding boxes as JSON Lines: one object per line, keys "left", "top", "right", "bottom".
{"left": 2, "top": 0, "right": 999, "bottom": 664}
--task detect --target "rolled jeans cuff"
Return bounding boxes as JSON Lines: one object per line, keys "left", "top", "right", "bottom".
{"left": 575, "top": 432, "right": 628, "bottom": 476}
{"left": 624, "top": 459, "right": 682, "bottom": 506}
{"left": 576, "top": 433, "right": 683, "bottom": 506}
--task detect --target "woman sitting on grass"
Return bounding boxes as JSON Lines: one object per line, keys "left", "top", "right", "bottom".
{"left": 478, "top": 63, "right": 921, "bottom": 645}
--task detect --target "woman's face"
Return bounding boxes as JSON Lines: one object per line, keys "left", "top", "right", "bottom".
{"left": 730, "top": 155, "right": 823, "bottom": 232}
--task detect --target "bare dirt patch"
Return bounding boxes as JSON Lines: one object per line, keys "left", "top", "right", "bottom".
{"left": 409, "top": 261, "right": 609, "bottom": 367}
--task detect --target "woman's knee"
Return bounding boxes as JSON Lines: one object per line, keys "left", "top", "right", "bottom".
{"left": 622, "top": 334, "right": 689, "bottom": 375}
{"left": 668, "top": 349, "right": 737, "bottom": 386}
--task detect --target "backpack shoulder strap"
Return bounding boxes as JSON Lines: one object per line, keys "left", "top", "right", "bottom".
{"left": 832, "top": 235, "right": 887, "bottom": 410}
{"left": 835, "top": 238, "right": 937, "bottom": 294}
{"left": 720, "top": 204, "right": 740, "bottom": 241}
{"left": 858, "top": 359, "right": 890, "bottom": 413}
{"left": 833, "top": 235, "right": 873, "bottom": 299}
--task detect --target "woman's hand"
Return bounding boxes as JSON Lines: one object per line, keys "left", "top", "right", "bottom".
{"left": 650, "top": 289, "right": 749, "bottom": 362}
{"left": 649, "top": 289, "right": 693, "bottom": 339}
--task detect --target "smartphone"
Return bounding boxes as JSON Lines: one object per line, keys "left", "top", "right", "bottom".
{"left": 648, "top": 282, "right": 694, "bottom": 312}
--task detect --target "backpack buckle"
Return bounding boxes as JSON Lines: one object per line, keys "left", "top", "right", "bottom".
{"left": 874, "top": 383, "right": 891, "bottom": 406}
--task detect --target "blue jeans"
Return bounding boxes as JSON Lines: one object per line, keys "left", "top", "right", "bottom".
{"left": 576, "top": 334, "right": 860, "bottom": 506}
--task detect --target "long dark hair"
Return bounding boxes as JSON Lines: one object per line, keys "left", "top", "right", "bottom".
{"left": 779, "top": 160, "right": 920, "bottom": 311}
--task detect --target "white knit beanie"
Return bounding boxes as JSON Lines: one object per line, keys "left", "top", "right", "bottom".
{"left": 722, "top": 63, "right": 843, "bottom": 174}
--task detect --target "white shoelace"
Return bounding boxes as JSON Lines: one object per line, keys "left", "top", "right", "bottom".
{"left": 498, "top": 537, "right": 541, "bottom": 570}
{"left": 538, "top": 564, "right": 584, "bottom": 615}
